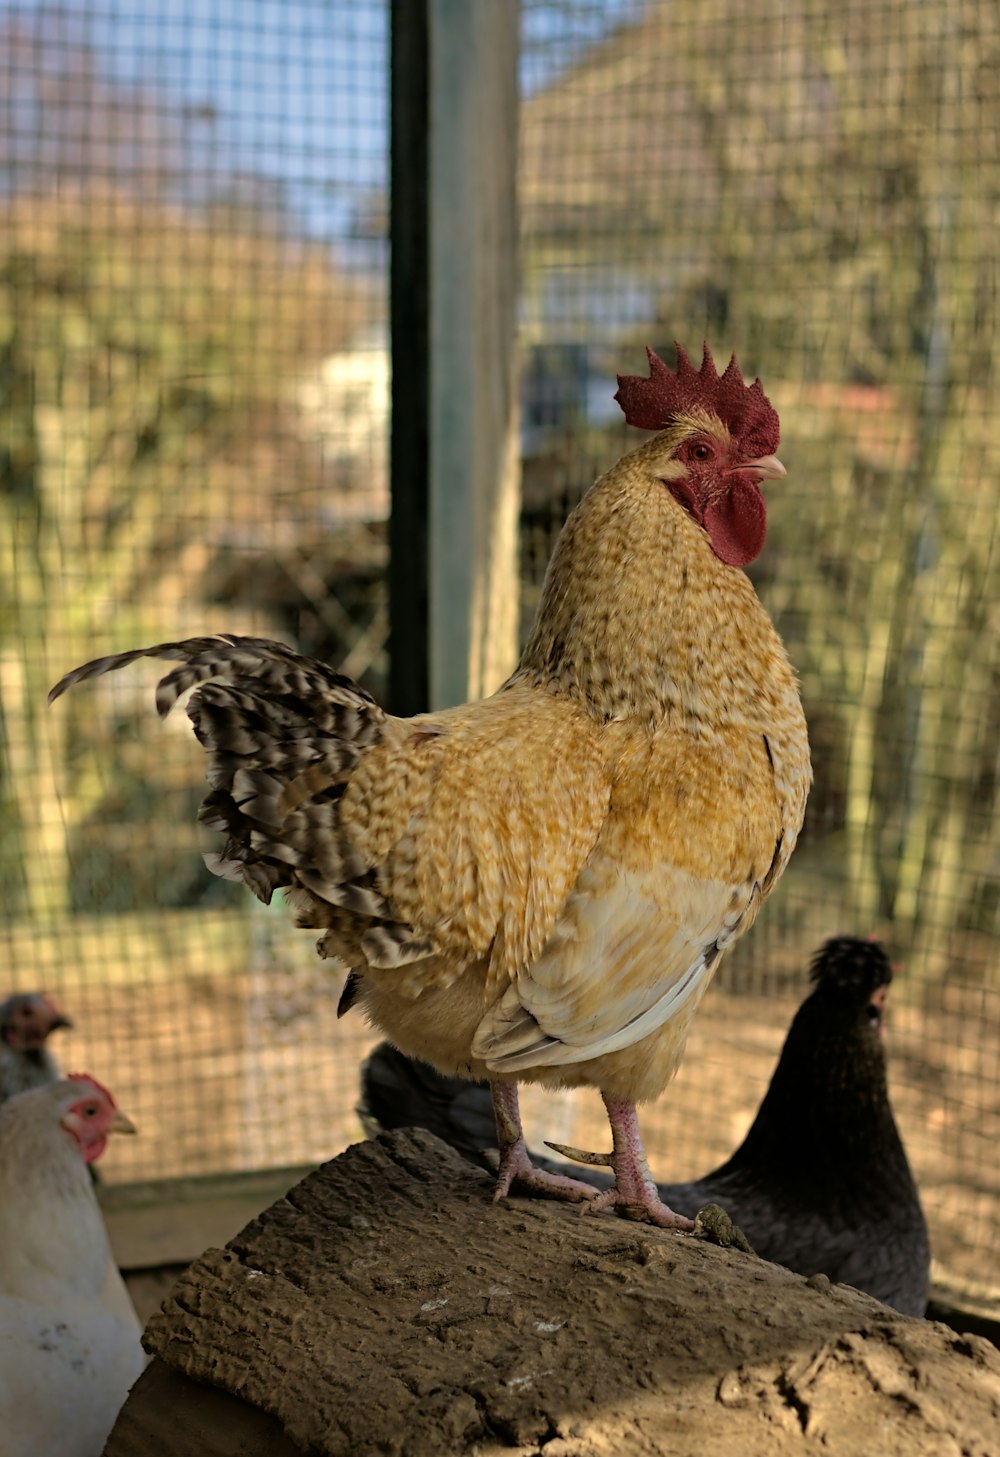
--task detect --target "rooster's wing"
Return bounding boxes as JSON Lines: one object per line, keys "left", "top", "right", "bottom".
{"left": 477, "top": 721, "right": 785, "bottom": 1070}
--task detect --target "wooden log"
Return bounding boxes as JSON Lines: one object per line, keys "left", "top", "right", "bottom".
{"left": 102, "top": 1359, "right": 300, "bottom": 1457}
{"left": 105, "top": 1129, "right": 1000, "bottom": 1457}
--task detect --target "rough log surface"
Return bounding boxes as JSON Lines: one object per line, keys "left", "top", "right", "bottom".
{"left": 104, "top": 1130, "right": 1000, "bottom": 1457}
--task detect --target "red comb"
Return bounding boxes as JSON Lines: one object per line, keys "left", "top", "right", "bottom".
{"left": 67, "top": 1072, "right": 116, "bottom": 1104}
{"left": 615, "top": 343, "right": 780, "bottom": 457}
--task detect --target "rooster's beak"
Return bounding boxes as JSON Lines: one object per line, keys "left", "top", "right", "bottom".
{"left": 743, "top": 454, "right": 786, "bottom": 481}
{"left": 109, "top": 1109, "right": 137, "bottom": 1135}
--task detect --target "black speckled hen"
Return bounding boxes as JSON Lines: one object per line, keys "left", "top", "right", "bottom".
{"left": 0, "top": 992, "right": 72, "bottom": 1105}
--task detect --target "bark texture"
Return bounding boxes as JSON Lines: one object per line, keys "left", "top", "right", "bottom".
{"left": 104, "top": 1129, "right": 1000, "bottom": 1457}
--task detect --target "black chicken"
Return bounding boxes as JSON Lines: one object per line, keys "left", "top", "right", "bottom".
{"left": 360, "top": 936, "right": 930, "bottom": 1316}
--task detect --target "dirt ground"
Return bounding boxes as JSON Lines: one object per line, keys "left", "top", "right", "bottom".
{"left": 61, "top": 949, "right": 999, "bottom": 1302}
{"left": 106, "top": 1131, "right": 1000, "bottom": 1457}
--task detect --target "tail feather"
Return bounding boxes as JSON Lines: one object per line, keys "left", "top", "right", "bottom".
{"left": 49, "top": 634, "right": 380, "bottom": 718}
{"left": 49, "top": 634, "right": 409, "bottom": 955}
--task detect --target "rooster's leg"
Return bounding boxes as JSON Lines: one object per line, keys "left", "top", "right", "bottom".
{"left": 490, "top": 1081, "right": 597, "bottom": 1204}
{"left": 549, "top": 1095, "right": 694, "bottom": 1230}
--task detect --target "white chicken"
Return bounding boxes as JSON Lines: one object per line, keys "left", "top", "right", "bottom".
{"left": 0, "top": 1075, "right": 144, "bottom": 1457}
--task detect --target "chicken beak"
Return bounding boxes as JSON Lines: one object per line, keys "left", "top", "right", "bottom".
{"left": 744, "top": 454, "right": 786, "bottom": 481}
{"left": 109, "top": 1109, "right": 138, "bottom": 1135}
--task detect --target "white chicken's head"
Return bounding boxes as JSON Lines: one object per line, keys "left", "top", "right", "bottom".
{"left": 615, "top": 342, "right": 784, "bottom": 567}
{"left": 59, "top": 1074, "right": 136, "bottom": 1164}
{"left": 0, "top": 991, "right": 72, "bottom": 1051}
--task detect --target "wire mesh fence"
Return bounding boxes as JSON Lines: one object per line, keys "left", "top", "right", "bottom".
{"left": 2, "top": 0, "right": 998, "bottom": 1296}
{"left": 518, "top": 0, "right": 1000, "bottom": 1295}
{"left": 1, "top": 0, "right": 391, "bottom": 1182}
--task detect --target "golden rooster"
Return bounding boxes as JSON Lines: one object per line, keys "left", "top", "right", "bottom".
{"left": 50, "top": 344, "right": 811, "bottom": 1228}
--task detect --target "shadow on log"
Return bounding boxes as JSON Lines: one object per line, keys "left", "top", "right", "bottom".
{"left": 104, "top": 1129, "right": 1000, "bottom": 1457}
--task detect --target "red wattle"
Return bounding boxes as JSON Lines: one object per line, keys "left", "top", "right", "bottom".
{"left": 81, "top": 1133, "right": 107, "bottom": 1164}
{"left": 66, "top": 1127, "right": 108, "bottom": 1163}
{"left": 704, "top": 477, "right": 767, "bottom": 567}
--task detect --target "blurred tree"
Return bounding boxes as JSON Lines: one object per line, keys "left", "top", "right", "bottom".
{"left": 0, "top": 11, "right": 375, "bottom": 920}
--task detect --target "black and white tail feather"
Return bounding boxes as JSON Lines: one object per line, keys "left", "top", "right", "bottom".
{"left": 49, "top": 635, "right": 433, "bottom": 976}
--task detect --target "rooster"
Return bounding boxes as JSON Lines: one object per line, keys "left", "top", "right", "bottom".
{"left": 50, "top": 344, "right": 811, "bottom": 1227}
{"left": 0, "top": 991, "right": 73, "bottom": 1103}
{"left": 360, "top": 936, "right": 930, "bottom": 1315}
{"left": 0, "top": 1074, "right": 144, "bottom": 1457}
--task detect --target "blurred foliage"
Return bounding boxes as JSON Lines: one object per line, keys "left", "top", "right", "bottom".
{"left": 0, "top": 8, "right": 387, "bottom": 925}
{"left": 0, "top": 186, "right": 374, "bottom": 919}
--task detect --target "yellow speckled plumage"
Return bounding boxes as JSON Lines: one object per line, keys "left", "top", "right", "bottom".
{"left": 49, "top": 347, "right": 811, "bottom": 1226}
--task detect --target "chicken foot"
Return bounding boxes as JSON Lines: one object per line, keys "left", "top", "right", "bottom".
{"left": 547, "top": 1094, "right": 695, "bottom": 1230}
{"left": 490, "top": 1081, "right": 597, "bottom": 1203}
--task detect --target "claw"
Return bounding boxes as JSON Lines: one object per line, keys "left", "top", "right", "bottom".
{"left": 490, "top": 1086, "right": 692, "bottom": 1228}
{"left": 494, "top": 1148, "right": 598, "bottom": 1204}
{"left": 584, "top": 1185, "right": 693, "bottom": 1229}
{"left": 491, "top": 1082, "right": 598, "bottom": 1204}
{"left": 548, "top": 1096, "right": 696, "bottom": 1230}
{"left": 544, "top": 1140, "right": 615, "bottom": 1168}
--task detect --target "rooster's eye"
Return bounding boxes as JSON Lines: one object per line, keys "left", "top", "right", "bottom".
{"left": 690, "top": 443, "right": 711, "bottom": 461}
{"left": 84, "top": 1104, "right": 98, "bottom": 1117}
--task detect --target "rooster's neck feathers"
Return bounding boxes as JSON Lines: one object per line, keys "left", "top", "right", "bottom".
{"left": 514, "top": 436, "right": 793, "bottom": 732}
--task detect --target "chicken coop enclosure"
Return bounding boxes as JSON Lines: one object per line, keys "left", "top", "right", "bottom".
{"left": 2, "top": 0, "right": 998, "bottom": 1307}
